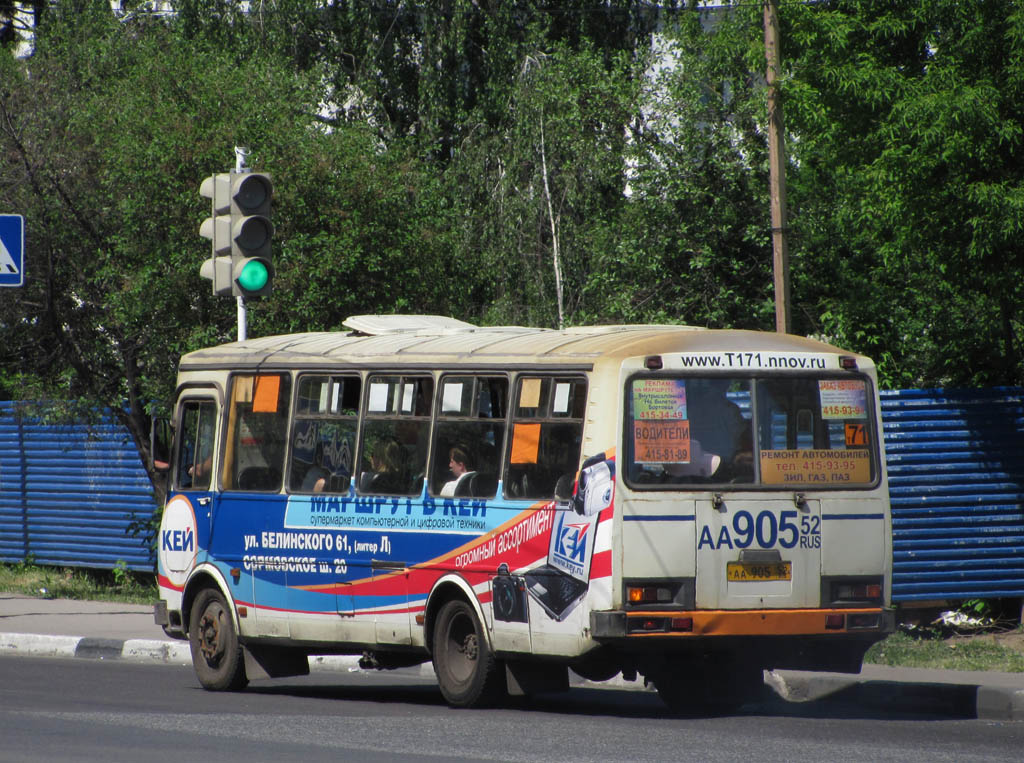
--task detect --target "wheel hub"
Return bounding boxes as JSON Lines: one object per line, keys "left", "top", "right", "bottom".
{"left": 198, "top": 611, "right": 221, "bottom": 661}
{"left": 460, "top": 633, "right": 478, "bottom": 662}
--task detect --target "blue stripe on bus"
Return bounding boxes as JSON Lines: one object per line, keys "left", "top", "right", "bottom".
{"left": 821, "top": 513, "right": 885, "bottom": 520}
{"left": 623, "top": 515, "right": 696, "bottom": 522}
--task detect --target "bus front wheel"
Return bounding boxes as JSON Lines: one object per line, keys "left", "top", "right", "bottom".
{"left": 189, "top": 587, "right": 248, "bottom": 691}
{"left": 432, "top": 599, "right": 505, "bottom": 707}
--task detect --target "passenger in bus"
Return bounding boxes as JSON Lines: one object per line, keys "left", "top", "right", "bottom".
{"left": 300, "top": 443, "right": 329, "bottom": 493}
{"left": 685, "top": 379, "right": 749, "bottom": 477}
{"left": 440, "top": 445, "right": 476, "bottom": 497}
{"left": 185, "top": 416, "right": 215, "bottom": 489}
{"left": 367, "top": 438, "right": 406, "bottom": 493}
{"left": 664, "top": 440, "right": 720, "bottom": 479}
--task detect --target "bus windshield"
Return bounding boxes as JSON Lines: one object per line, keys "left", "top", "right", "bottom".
{"left": 625, "top": 374, "right": 877, "bottom": 488}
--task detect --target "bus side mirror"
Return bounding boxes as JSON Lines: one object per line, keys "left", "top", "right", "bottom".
{"left": 554, "top": 474, "right": 575, "bottom": 510}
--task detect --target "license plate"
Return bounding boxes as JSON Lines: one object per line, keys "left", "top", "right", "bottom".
{"left": 726, "top": 561, "right": 792, "bottom": 582}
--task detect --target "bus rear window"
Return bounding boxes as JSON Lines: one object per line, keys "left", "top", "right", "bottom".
{"left": 756, "top": 377, "right": 875, "bottom": 486}
{"left": 625, "top": 375, "right": 876, "bottom": 488}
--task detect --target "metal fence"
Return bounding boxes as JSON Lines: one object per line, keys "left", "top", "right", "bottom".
{"left": 2, "top": 390, "right": 1024, "bottom": 600}
{"left": 0, "top": 402, "right": 156, "bottom": 571}
{"left": 881, "top": 388, "right": 1024, "bottom": 602}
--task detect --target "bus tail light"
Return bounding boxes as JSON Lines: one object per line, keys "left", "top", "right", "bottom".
{"left": 831, "top": 580, "right": 883, "bottom": 604}
{"left": 626, "top": 617, "right": 667, "bottom": 633}
{"left": 644, "top": 355, "right": 663, "bottom": 370}
{"left": 847, "top": 613, "right": 881, "bottom": 630}
{"left": 627, "top": 586, "right": 673, "bottom": 605}
{"left": 669, "top": 617, "right": 693, "bottom": 632}
{"left": 825, "top": 614, "right": 845, "bottom": 630}
{"left": 626, "top": 616, "right": 692, "bottom": 633}
{"left": 839, "top": 355, "right": 858, "bottom": 369}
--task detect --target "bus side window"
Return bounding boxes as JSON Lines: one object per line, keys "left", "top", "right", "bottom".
{"left": 223, "top": 373, "right": 292, "bottom": 492}
{"left": 431, "top": 375, "right": 508, "bottom": 498}
{"left": 358, "top": 375, "right": 433, "bottom": 495}
{"left": 174, "top": 399, "right": 217, "bottom": 491}
{"left": 504, "top": 377, "right": 586, "bottom": 501}
{"left": 290, "top": 375, "right": 360, "bottom": 493}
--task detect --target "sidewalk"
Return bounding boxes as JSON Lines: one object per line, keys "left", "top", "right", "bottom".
{"left": 2, "top": 592, "right": 1023, "bottom": 720}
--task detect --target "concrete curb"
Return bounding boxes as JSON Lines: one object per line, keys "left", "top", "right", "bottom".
{"left": 0, "top": 632, "right": 193, "bottom": 664}
{"left": 3, "top": 631, "right": 1022, "bottom": 719}
{"left": 767, "top": 668, "right": 1024, "bottom": 721}
{"left": 0, "top": 631, "right": 647, "bottom": 686}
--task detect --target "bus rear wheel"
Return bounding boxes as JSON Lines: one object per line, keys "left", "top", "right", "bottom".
{"left": 432, "top": 599, "right": 505, "bottom": 708}
{"left": 189, "top": 587, "right": 248, "bottom": 691}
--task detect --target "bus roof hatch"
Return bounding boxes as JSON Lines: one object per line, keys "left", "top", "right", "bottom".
{"left": 342, "top": 314, "right": 478, "bottom": 336}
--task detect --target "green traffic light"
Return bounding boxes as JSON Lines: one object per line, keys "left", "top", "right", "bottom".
{"left": 237, "top": 259, "right": 269, "bottom": 292}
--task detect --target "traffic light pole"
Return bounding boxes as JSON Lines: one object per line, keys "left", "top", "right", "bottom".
{"left": 237, "top": 295, "right": 248, "bottom": 341}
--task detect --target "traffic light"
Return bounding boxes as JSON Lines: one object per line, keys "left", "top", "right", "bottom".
{"left": 199, "top": 173, "right": 233, "bottom": 296}
{"left": 229, "top": 171, "right": 274, "bottom": 298}
{"left": 199, "top": 170, "right": 274, "bottom": 299}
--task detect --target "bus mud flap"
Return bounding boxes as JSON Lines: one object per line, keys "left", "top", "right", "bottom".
{"left": 242, "top": 644, "right": 310, "bottom": 680}
{"left": 505, "top": 661, "right": 569, "bottom": 696}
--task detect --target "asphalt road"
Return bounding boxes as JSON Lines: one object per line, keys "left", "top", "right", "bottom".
{"left": 2, "top": 656, "right": 1022, "bottom": 763}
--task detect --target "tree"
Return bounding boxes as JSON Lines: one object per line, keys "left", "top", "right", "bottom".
{"left": 590, "top": 5, "right": 777, "bottom": 330}
{"left": 0, "top": 4, "right": 467, "bottom": 507}
{"left": 448, "top": 41, "right": 641, "bottom": 328}
{"left": 783, "top": 0, "right": 1024, "bottom": 387}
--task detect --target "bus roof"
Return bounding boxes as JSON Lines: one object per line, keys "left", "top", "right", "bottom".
{"left": 178, "top": 315, "right": 868, "bottom": 372}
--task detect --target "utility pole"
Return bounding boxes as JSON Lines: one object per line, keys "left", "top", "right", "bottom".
{"left": 764, "top": 0, "right": 791, "bottom": 334}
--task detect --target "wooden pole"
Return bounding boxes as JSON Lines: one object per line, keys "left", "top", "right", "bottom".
{"left": 765, "top": 0, "right": 791, "bottom": 334}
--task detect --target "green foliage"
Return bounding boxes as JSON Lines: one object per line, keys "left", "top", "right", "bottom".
{"left": 784, "top": 0, "right": 1024, "bottom": 386}
{"left": 0, "top": 561, "right": 156, "bottom": 605}
{"left": 593, "top": 5, "right": 776, "bottom": 330}
{"left": 451, "top": 40, "right": 642, "bottom": 328}
{"left": 959, "top": 598, "right": 994, "bottom": 620}
{"left": 3, "top": 0, "right": 1024, "bottom": 507}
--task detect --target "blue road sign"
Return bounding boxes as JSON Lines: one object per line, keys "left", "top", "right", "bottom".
{"left": 0, "top": 214, "right": 25, "bottom": 287}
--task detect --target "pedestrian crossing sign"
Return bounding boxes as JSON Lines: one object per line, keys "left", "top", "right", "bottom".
{"left": 0, "top": 214, "right": 25, "bottom": 287}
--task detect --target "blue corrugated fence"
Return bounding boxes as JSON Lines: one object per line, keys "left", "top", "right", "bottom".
{"left": 0, "top": 402, "right": 157, "bottom": 571}
{"left": 2, "top": 390, "right": 1023, "bottom": 599}
{"left": 881, "top": 388, "right": 1024, "bottom": 602}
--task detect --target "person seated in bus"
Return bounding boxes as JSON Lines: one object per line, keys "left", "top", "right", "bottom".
{"left": 300, "top": 443, "right": 329, "bottom": 493}
{"left": 366, "top": 437, "right": 406, "bottom": 493}
{"left": 664, "top": 440, "right": 721, "bottom": 479}
{"left": 686, "top": 379, "right": 750, "bottom": 477}
{"left": 440, "top": 445, "right": 476, "bottom": 497}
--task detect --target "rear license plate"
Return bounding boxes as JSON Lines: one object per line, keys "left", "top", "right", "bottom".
{"left": 726, "top": 561, "right": 792, "bottom": 582}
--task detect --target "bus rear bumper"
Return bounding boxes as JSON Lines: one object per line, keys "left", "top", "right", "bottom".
{"left": 591, "top": 607, "right": 895, "bottom": 640}
{"left": 590, "top": 608, "right": 895, "bottom": 674}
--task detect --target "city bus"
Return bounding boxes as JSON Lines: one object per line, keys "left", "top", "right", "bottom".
{"left": 154, "top": 314, "right": 894, "bottom": 712}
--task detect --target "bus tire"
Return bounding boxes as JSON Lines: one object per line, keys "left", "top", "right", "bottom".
{"left": 189, "top": 587, "right": 248, "bottom": 691}
{"left": 432, "top": 599, "right": 504, "bottom": 708}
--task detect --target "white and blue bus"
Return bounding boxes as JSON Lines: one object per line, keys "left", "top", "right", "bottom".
{"left": 155, "top": 315, "right": 894, "bottom": 712}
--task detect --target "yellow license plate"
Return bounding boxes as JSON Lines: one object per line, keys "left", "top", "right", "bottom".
{"left": 726, "top": 561, "right": 792, "bottom": 582}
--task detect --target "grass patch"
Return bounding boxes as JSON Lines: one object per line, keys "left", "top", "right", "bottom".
{"left": 0, "top": 561, "right": 157, "bottom": 605}
{"left": 865, "top": 630, "right": 1024, "bottom": 673}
